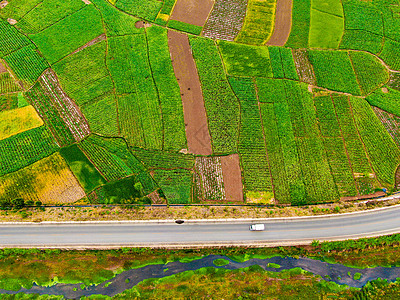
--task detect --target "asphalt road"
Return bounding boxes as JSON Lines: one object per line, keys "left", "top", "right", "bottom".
{"left": 1, "top": 206, "right": 400, "bottom": 247}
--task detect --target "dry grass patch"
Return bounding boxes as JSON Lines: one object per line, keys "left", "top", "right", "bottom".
{"left": 0, "top": 105, "right": 43, "bottom": 140}
{"left": 0, "top": 152, "right": 85, "bottom": 204}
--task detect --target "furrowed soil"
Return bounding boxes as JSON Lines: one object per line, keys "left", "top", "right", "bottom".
{"left": 168, "top": 30, "right": 212, "bottom": 155}
{"left": 221, "top": 154, "right": 244, "bottom": 202}
{"left": 170, "top": 0, "right": 215, "bottom": 27}
{"left": 266, "top": 0, "right": 293, "bottom": 46}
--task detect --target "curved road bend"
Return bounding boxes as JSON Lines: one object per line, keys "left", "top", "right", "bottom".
{"left": 1, "top": 205, "right": 400, "bottom": 247}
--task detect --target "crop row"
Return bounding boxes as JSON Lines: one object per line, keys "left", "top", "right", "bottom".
{"left": 296, "top": 136, "right": 339, "bottom": 203}
{"left": 0, "top": 19, "right": 30, "bottom": 57}
{"left": 229, "top": 76, "right": 272, "bottom": 193}
{"left": 372, "top": 107, "right": 400, "bottom": 148}
{"left": 285, "top": 0, "right": 311, "bottom": 48}
{"left": 339, "top": 30, "right": 383, "bottom": 55}
{"left": 92, "top": 0, "right": 145, "bottom": 37}
{"left": 292, "top": 49, "right": 316, "bottom": 85}
{"left": 308, "top": 50, "right": 361, "bottom": 95}
{"left": 25, "top": 69, "right": 90, "bottom": 146}
{"left": 259, "top": 103, "right": 291, "bottom": 203}
{"left": 77, "top": 135, "right": 158, "bottom": 195}
{"left": 256, "top": 78, "right": 286, "bottom": 103}
{"left": 194, "top": 157, "right": 226, "bottom": 202}
{"left": 153, "top": 169, "right": 193, "bottom": 204}
{"left": 314, "top": 95, "right": 342, "bottom": 138}
{"left": 0, "top": 94, "right": 18, "bottom": 112}
{"left": 235, "top": 0, "right": 276, "bottom": 45}
{"left": 0, "top": 152, "right": 85, "bottom": 204}
{"left": 59, "top": 144, "right": 106, "bottom": 193}
{"left": 203, "top": 0, "right": 247, "bottom": 41}
{"left": 108, "top": 34, "right": 163, "bottom": 150}
{"left": 322, "top": 137, "right": 358, "bottom": 197}
{"left": 332, "top": 94, "right": 374, "bottom": 176}
{"left": 285, "top": 81, "right": 338, "bottom": 203}
{"left": 146, "top": 26, "right": 187, "bottom": 151}
{"left": 313, "top": 95, "right": 358, "bottom": 197}
{"left": 367, "top": 87, "right": 400, "bottom": 118}
{"left": 0, "top": 126, "right": 58, "bottom": 177}
{"left": 190, "top": 37, "right": 240, "bottom": 154}
{"left": 53, "top": 41, "right": 111, "bottom": 106}
{"left": 115, "top": 0, "right": 162, "bottom": 22}
{"left": 40, "top": 69, "right": 90, "bottom": 140}
{"left": 132, "top": 148, "right": 195, "bottom": 170}
{"left": 0, "top": 72, "right": 20, "bottom": 94}
{"left": 79, "top": 139, "right": 133, "bottom": 182}
{"left": 15, "top": 0, "right": 85, "bottom": 35}
{"left": 272, "top": 83, "right": 306, "bottom": 204}
{"left": 349, "top": 51, "right": 389, "bottom": 96}
{"left": 29, "top": 5, "right": 104, "bottom": 64}
{"left": 349, "top": 96, "right": 400, "bottom": 187}
{"left": 3, "top": 45, "right": 48, "bottom": 85}
{"left": 82, "top": 93, "right": 119, "bottom": 137}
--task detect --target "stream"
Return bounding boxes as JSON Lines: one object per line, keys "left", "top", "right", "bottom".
{"left": 1, "top": 255, "right": 400, "bottom": 298}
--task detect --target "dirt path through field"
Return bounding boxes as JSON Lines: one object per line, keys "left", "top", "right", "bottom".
{"left": 69, "top": 34, "right": 106, "bottom": 56}
{"left": 170, "top": 0, "right": 214, "bottom": 27}
{"left": 168, "top": 30, "right": 212, "bottom": 155}
{"left": 266, "top": 0, "right": 293, "bottom": 46}
{"left": 221, "top": 154, "right": 244, "bottom": 202}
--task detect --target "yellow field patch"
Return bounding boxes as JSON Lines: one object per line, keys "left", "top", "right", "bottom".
{"left": 0, "top": 153, "right": 86, "bottom": 204}
{"left": 246, "top": 191, "right": 275, "bottom": 204}
{"left": 0, "top": 105, "right": 43, "bottom": 140}
{"left": 157, "top": 13, "right": 170, "bottom": 21}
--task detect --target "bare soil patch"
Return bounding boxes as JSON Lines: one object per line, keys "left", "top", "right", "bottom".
{"left": 0, "top": 1, "right": 8, "bottom": 9}
{"left": 135, "top": 20, "right": 152, "bottom": 28}
{"left": 266, "top": 0, "right": 293, "bottom": 46}
{"left": 70, "top": 34, "right": 106, "bottom": 56}
{"left": 0, "top": 62, "right": 7, "bottom": 74}
{"left": 7, "top": 18, "right": 17, "bottom": 25}
{"left": 168, "top": 30, "right": 212, "bottom": 155}
{"left": 341, "top": 191, "right": 385, "bottom": 201}
{"left": 170, "top": 0, "right": 215, "bottom": 27}
{"left": 221, "top": 154, "right": 244, "bottom": 202}
{"left": 148, "top": 190, "right": 167, "bottom": 204}
{"left": 82, "top": 0, "right": 91, "bottom": 4}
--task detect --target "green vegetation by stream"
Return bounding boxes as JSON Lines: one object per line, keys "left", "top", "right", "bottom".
{"left": 0, "top": 233, "right": 400, "bottom": 293}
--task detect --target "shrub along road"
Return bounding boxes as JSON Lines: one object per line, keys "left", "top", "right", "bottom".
{"left": 1, "top": 204, "right": 400, "bottom": 248}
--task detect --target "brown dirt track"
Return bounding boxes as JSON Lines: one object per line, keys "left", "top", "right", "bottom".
{"left": 0, "top": 62, "right": 6, "bottom": 73}
{"left": 221, "top": 154, "right": 244, "bottom": 202}
{"left": 168, "top": 30, "right": 212, "bottom": 155}
{"left": 170, "top": 0, "right": 215, "bottom": 27}
{"left": 70, "top": 34, "right": 106, "bottom": 56}
{"left": 266, "top": 0, "right": 293, "bottom": 46}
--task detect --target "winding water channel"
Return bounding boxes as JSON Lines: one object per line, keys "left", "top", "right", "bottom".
{"left": 1, "top": 255, "right": 400, "bottom": 298}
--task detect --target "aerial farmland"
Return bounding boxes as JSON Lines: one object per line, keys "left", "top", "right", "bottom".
{"left": 0, "top": 0, "right": 400, "bottom": 208}
{"left": 2, "top": 0, "right": 400, "bottom": 298}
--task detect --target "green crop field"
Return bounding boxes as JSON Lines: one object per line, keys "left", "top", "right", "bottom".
{"left": 0, "top": 0, "right": 399, "bottom": 207}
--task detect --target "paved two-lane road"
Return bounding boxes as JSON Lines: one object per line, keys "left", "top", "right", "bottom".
{"left": 1, "top": 205, "right": 400, "bottom": 247}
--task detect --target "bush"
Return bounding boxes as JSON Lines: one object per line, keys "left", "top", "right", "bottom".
{"left": 12, "top": 198, "right": 25, "bottom": 210}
